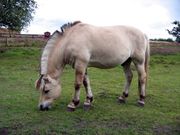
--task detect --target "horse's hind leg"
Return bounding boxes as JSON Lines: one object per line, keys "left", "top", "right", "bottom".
{"left": 134, "top": 62, "right": 147, "bottom": 106}
{"left": 119, "top": 58, "right": 133, "bottom": 103}
{"left": 83, "top": 69, "right": 93, "bottom": 110}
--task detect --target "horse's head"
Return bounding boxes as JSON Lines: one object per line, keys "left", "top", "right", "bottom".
{"left": 35, "top": 75, "right": 61, "bottom": 111}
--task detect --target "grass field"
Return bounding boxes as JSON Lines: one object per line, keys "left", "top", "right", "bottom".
{"left": 0, "top": 47, "right": 180, "bottom": 135}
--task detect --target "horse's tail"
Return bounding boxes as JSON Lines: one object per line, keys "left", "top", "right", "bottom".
{"left": 144, "top": 35, "right": 150, "bottom": 88}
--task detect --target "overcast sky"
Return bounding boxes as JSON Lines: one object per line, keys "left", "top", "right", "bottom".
{"left": 22, "top": 0, "right": 180, "bottom": 39}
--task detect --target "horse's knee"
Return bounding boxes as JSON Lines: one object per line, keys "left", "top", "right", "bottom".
{"left": 139, "top": 74, "right": 146, "bottom": 84}
{"left": 75, "top": 69, "right": 84, "bottom": 83}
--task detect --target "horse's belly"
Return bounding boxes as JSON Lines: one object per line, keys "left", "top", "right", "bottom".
{"left": 88, "top": 49, "right": 130, "bottom": 68}
{"left": 88, "top": 57, "right": 125, "bottom": 68}
{"left": 88, "top": 61, "right": 117, "bottom": 68}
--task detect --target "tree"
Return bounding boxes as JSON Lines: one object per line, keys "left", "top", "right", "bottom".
{"left": 167, "top": 21, "right": 180, "bottom": 43}
{"left": 0, "top": 0, "right": 37, "bottom": 32}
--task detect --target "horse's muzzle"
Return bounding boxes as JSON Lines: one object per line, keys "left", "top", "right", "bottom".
{"left": 39, "top": 102, "right": 52, "bottom": 111}
{"left": 39, "top": 104, "right": 49, "bottom": 111}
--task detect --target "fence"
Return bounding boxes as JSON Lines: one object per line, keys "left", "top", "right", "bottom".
{"left": 0, "top": 34, "right": 180, "bottom": 55}
{"left": 0, "top": 33, "right": 48, "bottom": 47}
{"left": 150, "top": 41, "right": 180, "bottom": 54}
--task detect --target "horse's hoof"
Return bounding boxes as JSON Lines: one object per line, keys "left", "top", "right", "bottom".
{"left": 67, "top": 104, "right": 76, "bottom": 112}
{"left": 84, "top": 105, "right": 91, "bottom": 111}
{"left": 83, "top": 102, "right": 91, "bottom": 111}
{"left": 118, "top": 96, "right": 126, "bottom": 103}
{"left": 137, "top": 100, "right": 145, "bottom": 107}
{"left": 67, "top": 106, "right": 75, "bottom": 112}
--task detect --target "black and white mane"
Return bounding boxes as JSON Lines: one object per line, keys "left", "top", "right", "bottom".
{"left": 60, "top": 21, "right": 81, "bottom": 34}
{"left": 40, "top": 21, "right": 81, "bottom": 75}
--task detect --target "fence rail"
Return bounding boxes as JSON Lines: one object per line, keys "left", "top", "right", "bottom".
{"left": 0, "top": 33, "right": 45, "bottom": 38}
{"left": 0, "top": 34, "right": 180, "bottom": 55}
{"left": 0, "top": 33, "right": 48, "bottom": 47}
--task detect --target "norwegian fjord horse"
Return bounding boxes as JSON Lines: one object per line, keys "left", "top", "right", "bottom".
{"left": 35, "top": 21, "right": 150, "bottom": 111}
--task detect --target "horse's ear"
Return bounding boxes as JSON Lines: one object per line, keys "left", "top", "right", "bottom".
{"left": 35, "top": 75, "right": 43, "bottom": 90}
{"left": 35, "top": 79, "right": 41, "bottom": 90}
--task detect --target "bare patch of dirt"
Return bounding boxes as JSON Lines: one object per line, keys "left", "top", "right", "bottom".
{"left": 0, "top": 127, "right": 8, "bottom": 135}
{"left": 74, "top": 118, "right": 89, "bottom": 129}
{"left": 102, "top": 120, "right": 129, "bottom": 129}
{"left": 0, "top": 48, "right": 8, "bottom": 53}
{"left": 0, "top": 122, "right": 24, "bottom": 135}
{"left": 153, "top": 125, "right": 180, "bottom": 135}
{"left": 32, "top": 130, "right": 40, "bottom": 135}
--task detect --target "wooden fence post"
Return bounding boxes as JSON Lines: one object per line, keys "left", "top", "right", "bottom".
{"left": 6, "top": 37, "right": 8, "bottom": 47}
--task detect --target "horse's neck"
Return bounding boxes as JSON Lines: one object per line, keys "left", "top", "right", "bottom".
{"left": 47, "top": 45, "right": 64, "bottom": 80}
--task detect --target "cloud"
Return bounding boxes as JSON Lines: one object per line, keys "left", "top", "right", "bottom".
{"left": 23, "top": 0, "right": 176, "bottom": 39}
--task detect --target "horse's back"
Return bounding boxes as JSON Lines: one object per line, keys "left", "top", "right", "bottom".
{"left": 64, "top": 23, "right": 148, "bottom": 68}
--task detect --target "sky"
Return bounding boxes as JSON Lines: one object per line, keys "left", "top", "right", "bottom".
{"left": 22, "top": 0, "right": 180, "bottom": 39}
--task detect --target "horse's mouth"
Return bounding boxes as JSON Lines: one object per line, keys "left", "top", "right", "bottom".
{"left": 39, "top": 101, "right": 52, "bottom": 111}
{"left": 39, "top": 104, "right": 50, "bottom": 111}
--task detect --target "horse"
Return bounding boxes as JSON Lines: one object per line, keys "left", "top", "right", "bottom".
{"left": 35, "top": 21, "right": 150, "bottom": 111}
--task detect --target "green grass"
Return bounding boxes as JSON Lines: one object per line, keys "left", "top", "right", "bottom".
{"left": 0, "top": 48, "right": 180, "bottom": 135}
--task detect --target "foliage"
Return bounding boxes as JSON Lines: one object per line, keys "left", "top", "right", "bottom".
{"left": 0, "top": 0, "right": 37, "bottom": 32}
{"left": 167, "top": 21, "right": 180, "bottom": 43}
{"left": 150, "top": 38, "right": 174, "bottom": 42}
{"left": 0, "top": 48, "right": 180, "bottom": 134}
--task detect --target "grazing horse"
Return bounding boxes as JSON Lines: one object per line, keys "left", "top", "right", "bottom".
{"left": 35, "top": 21, "right": 150, "bottom": 111}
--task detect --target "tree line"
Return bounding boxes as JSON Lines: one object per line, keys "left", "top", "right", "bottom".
{"left": 150, "top": 38, "right": 174, "bottom": 42}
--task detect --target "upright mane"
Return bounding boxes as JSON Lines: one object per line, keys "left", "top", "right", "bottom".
{"left": 61, "top": 21, "right": 81, "bottom": 34}
{"left": 40, "top": 21, "right": 81, "bottom": 75}
{"left": 40, "top": 30, "right": 61, "bottom": 75}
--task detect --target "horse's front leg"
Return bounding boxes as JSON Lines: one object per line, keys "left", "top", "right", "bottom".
{"left": 67, "top": 66, "right": 85, "bottom": 111}
{"left": 83, "top": 70, "right": 93, "bottom": 110}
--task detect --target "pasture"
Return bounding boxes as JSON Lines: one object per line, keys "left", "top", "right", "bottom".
{"left": 0, "top": 46, "right": 180, "bottom": 135}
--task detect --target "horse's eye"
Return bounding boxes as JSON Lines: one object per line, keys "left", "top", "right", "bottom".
{"left": 43, "top": 78, "right": 50, "bottom": 84}
{"left": 44, "top": 90, "right": 50, "bottom": 94}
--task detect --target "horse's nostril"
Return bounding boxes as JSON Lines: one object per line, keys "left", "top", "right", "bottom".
{"left": 39, "top": 104, "right": 49, "bottom": 111}
{"left": 39, "top": 104, "right": 44, "bottom": 111}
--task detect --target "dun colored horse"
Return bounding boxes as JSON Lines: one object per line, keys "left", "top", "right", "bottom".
{"left": 35, "top": 21, "right": 150, "bottom": 111}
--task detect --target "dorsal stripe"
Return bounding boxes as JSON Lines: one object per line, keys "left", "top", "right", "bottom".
{"left": 41, "top": 30, "right": 60, "bottom": 75}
